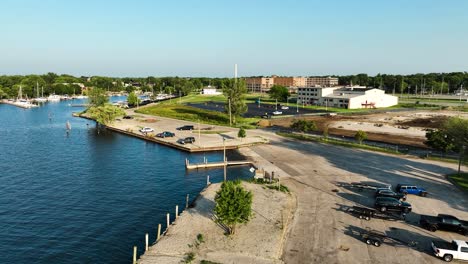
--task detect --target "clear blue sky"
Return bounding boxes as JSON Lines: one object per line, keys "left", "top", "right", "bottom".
{"left": 1, "top": 0, "right": 467, "bottom": 77}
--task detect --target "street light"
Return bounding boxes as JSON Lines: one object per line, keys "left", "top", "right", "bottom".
{"left": 223, "top": 137, "right": 227, "bottom": 182}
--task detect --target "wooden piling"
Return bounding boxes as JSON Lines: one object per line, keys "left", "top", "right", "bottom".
{"left": 145, "top": 233, "right": 149, "bottom": 251}
{"left": 166, "top": 213, "right": 170, "bottom": 230}
{"left": 133, "top": 246, "right": 137, "bottom": 264}
{"left": 207, "top": 175, "right": 210, "bottom": 185}
{"left": 157, "top": 224, "right": 161, "bottom": 241}
{"left": 186, "top": 194, "right": 189, "bottom": 209}
{"left": 175, "top": 205, "right": 179, "bottom": 219}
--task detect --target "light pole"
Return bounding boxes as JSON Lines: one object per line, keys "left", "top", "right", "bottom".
{"left": 458, "top": 145, "right": 466, "bottom": 175}
{"left": 296, "top": 98, "right": 299, "bottom": 113}
{"left": 223, "top": 137, "right": 227, "bottom": 182}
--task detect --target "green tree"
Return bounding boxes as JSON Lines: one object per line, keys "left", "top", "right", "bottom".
{"left": 88, "top": 88, "right": 108, "bottom": 107}
{"left": 355, "top": 130, "right": 367, "bottom": 144}
{"left": 290, "top": 119, "right": 317, "bottom": 132}
{"left": 214, "top": 181, "right": 253, "bottom": 235}
{"left": 87, "top": 104, "right": 125, "bottom": 125}
{"left": 425, "top": 129, "right": 454, "bottom": 153}
{"left": 222, "top": 79, "right": 248, "bottom": 124}
{"left": 268, "top": 85, "right": 290, "bottom": 102}
{"left": 443, "top": 117, "right": 468, "bottom": 173}
{"left": 127, "top": 91, "right": 140, "bottom": 106}
{"left": 238, "top": 127, "right": 246, "bottom": 139}
{"left": 0, "top": 86, "right": 7, "bottom": 98}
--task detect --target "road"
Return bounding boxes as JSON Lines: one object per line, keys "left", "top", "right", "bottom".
{"left": 248, "top": 132, "right": 468, "bottom": 264}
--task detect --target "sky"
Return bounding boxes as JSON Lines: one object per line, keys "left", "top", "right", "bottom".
{"left": 0, "top": 0, "right": 467, "bottom": 77}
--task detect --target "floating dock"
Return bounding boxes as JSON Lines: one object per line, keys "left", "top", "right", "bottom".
{"left": 185, "top": 158, "right": 253, "bottom": 170}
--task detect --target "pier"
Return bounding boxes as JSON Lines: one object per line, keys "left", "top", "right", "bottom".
{"left": 0, "top": 99, "right": 38, "bottom": 109}
{"left": 185, "top": 158, "right": 253, "bottom": 170}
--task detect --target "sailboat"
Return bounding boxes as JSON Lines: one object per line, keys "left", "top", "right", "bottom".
{"left": 47, "top": 93, "right": 61, "bottom": 102}
{"left": 66, "top": 120, "right": 71, "bottom": 131}
{"left": 15, "top": 85, "right": 38, "bottom": 108}
{"left": 35, "top": 83, "right": 47, "bottom": 102}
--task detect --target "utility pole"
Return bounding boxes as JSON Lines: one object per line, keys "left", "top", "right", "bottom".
{"left": 228, "top": 98, "right": 232, "bottom": 126}
{"left": 223, "top": 137, "right": 227, "bottom": 182}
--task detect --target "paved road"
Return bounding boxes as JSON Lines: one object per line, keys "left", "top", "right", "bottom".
{"left": 249, "top": 134, "right": 468, "bottom": 264}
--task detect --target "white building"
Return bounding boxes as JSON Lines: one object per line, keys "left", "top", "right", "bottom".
{"left": 201, "top": 86, "right": 222, "bottom": 95}
{"left": 297, "top": 86, "right": 398, "bottom": 109}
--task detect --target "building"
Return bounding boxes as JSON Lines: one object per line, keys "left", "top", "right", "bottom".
{"left": 245, "top": 77, "right": 274, "bottom": 93}
{"left": 202, "top": 86, "right": 222, "bottom": 95}
{"left": 305, "top": 76, "right": 339, "bottom": 87}
{"left": 273, "top": 77, "right": 306, "bottom": 87}
{"left": 297, "top": 86, "right": 398, "bottom": 109}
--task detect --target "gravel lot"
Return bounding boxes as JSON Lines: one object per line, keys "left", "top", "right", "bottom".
{"left": 249, "top": 132, "right": 468, "bottom": 264}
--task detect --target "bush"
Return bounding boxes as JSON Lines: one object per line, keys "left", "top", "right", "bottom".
{"left": 238, "top": 127, "right": 246, "bottom": 139}
{"left": 355, "top": 130, "right": 367, "bottom": 144}
{"left": 290, "top": 119, "right": 317, "bottom": 132}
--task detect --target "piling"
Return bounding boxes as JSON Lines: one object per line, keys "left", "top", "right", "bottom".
{"left": 166, "top": 213, "right": 170, "bottom": 230}
{"left": 133, "top": 246, "right": 137, "bottom": 264}
{"left": 175, "top": 205, "right": 179, "bottom": 219}
{"left": 157, "top": 224, "right": 161, "bottom": 241}
{"left": 145, "top": 233, "right": 149, "bottom": 251}
{"left": 186, "top": 194, "right": 189, "bottom": 209}
{"left": 207, "top": 175, "right": 210, "bottom": 185}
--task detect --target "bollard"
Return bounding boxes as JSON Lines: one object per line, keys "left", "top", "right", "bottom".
{"left": 186, "top": 194, "right": 189, "bottom": 209}
{"left": 166, "top": 213, "right": 170, "bottom": 230}
{"left": 145, "top": 233, "right": 149, "bottom": 251}
{"left": 133, "top": 246, "right": 137, "bottom": 264}
{"left": 207, "top": 175, "right": 210, "bottom": 186}
{"left": 176, "top": 205, "right": 179, "bottom": 219}
{"left": 157, "top": 224, "right": 161, "bottom": 241}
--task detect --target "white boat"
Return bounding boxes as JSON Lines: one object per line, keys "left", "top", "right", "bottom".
{"left": 34, "top": 83, "right": 47, "bottom": 102}
{"left": 48, "top": 94, "right": 61, "bottom": 102}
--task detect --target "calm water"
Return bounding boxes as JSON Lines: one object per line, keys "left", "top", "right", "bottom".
{"left": 0, "top": 99, "right": 252, "bottom": 264}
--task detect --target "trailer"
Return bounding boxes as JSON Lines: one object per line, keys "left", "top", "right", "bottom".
{"left": 348, "top": 182, "right": 392, "bottom": 192}
{"left": 348, "top": 206, "right": 407, "bottom": 221}
{"left": 357, "top": 229, "right": 418, "bottom": 248}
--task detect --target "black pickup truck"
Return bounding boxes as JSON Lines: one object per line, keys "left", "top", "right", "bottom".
{"left": 420, "top": 214, "right": 468, "bottom": 235}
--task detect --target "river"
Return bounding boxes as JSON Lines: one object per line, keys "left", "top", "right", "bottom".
{"left": 0, "top": 98, "right": 252, "bottom": 264}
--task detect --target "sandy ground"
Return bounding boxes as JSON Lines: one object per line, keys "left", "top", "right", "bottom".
{"left": 248, "top": 131, "right": 468, "bottom": 264}
{"left": 138, "top": 182, "right": 295, "bottom": 264}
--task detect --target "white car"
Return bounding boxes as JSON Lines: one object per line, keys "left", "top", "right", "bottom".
{"left": 272, "top": 111, "right": 283, "bottom": 115}
{"left": 140, "top": 127, "right": 154, "bottom": 133}
{"left": 281, "top": 106, "right": 289, "bottom": 110}
{"left": 432, "top": 240, "right": 468, "bottom": 262}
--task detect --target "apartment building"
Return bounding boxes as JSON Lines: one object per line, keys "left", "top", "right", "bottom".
{"left": 273, "top": 77, "right": 306, "bottom": 87}
{"left": 245, "top": 77, "right": 275, "bottom": 93}
{"left": 297, "top": 86, "right": 398, "bottom": 109}
{"left": 305, "top": 76, "right": 339, "bottom": 87}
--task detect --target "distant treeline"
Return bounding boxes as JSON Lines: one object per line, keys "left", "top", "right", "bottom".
{"left": 1, "top": 72, "right": 467, "bottom": 99}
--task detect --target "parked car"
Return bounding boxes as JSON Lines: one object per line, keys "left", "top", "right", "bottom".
{"left": 395, "top": 184, "right": 428, "bottom": 197}
{"left": 420, "top": 214, "right": 468, "bottom": 235}
{"left": 123, "top": 115, "right": 134, "bottom": 119}
{"left": 176, "top": 125, "right": 194, "bottom": 131}
{"left": 374, "top": 197, "right": 412, "bottom": 213}
{"left": 272, "top": 110, "right": 282, "bottom": 115}
{"left": 178, "top": 137, "right": 195, "bottom": 144}
{"left": 375, "top": 189, "right": 407, "bottom": 201}
{"left": 261, "top": 113, "right": 271, "bottom": 119}
{"left": 281, "top": 105, "right": 289, "bottom": 110}
{"left": 140, "top": 127, "right": 154, "bottom": 133}
{"left": 156, "top": 131, "right": 175, "bottom": 138}
{"left": 431, "top": 240, "right": 468, "bottom": 262}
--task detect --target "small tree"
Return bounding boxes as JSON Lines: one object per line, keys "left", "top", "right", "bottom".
{"left": 87, "top": 104, "right": 125, "bottom": 125}
{"left": 355, "top": 130, "right": 367, "bottom": 144}
{"left": 323, "top": 125, "right": 329, "bottom": 140}
{"left": 238, "top": 127, "right": 246, "bottom": 140}
{"left": 425, "top": 129, "right": 454, "bottom": 154}
{"left": 88, "top": 88, "right": 108, "bottom": 107}
{"left": 127, "top": 91, "right": 140, "bottom": 106}
{"left": 214, "top": 181, "right": 253, "bottom": 235}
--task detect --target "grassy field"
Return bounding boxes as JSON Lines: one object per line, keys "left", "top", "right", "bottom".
{"left": 448, "top": 173, "right": 468, "bottom": 192}
{"left": 136, "top": 103, "right": 259, "bottom": 128}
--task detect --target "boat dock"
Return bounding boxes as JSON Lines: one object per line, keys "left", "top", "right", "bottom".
{"left": 185, "top": 158, "right": 253, "bottom": 170}
{"left": 1, "top": 99, "right": 38, "bottom": 109}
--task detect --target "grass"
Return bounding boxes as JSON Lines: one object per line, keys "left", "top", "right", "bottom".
{"left": 136, "top": 103, "right": 259, "bottom": 128}
{"left": 447, "top": 173, "right": 468, "bottom": 192}
{"left": 277, "top": 132, "right": 401, "bottom": 155}
{"left": 424, "top": 156, "right": 468, "bottom": 166}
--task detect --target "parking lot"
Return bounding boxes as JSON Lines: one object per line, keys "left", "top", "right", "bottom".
{"left": 249, "top": 132, "right": 468, "bottom": 263}
{"left": 187, "top": 102, "right": 324, "bottom": 118}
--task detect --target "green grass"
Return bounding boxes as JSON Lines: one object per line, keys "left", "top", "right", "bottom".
{"left": 136, "top": 103, "right": 259, "bottom": 128}
{"left": 176, "top": 93, "right": 226, "bottom": 104}
{"left": 448, "top": 173, "right": 468, "bottom": 192}
{"left": 277, "top": 132, "right": 401, "bottom": 155}
{"left": 424, "top": 156, "right": 468, "bottom": 166}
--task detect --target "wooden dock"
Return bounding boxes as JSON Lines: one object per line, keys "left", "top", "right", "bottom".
{"left": 185, "top": 158, "right": 253, "bottom": 170}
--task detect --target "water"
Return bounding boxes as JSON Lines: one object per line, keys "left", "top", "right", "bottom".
{"left": 0, "top": 99, "right": 253, "bottom": 264}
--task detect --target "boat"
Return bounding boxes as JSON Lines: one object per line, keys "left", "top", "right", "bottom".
{"left": 13, "top": 86, "right": 38, "bottom": 108}
{"left": 34, "top": 84, "right": 47, "bottom": 102}
{"left": 47, "top": 94, "right": 61, "bottom": 102}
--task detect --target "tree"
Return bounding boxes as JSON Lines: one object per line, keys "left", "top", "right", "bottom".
{"left": 238, "top": 127, "right": 246, "bottom": 139}
{"left": 214, "top": 181, "right": 252, "bottom": 235}
{"left": 443, "top": 117, "right": 468, "bottom": 173}
{"left": 88, "top": 88, "right": 108, "bottom": 107}
{"left": 425, "top": 129, "right": 454, "bottom": 153}
{"left": 222, "top": 79, "right": 248, "bottom": 124}
{"left": 127, "top": 91, "right": 140, "bottom": 106}
{"left": 268, "top": 85, "right": 290, "bottom": 101}
{"left": 290, "top": 119, "right": 317, "bottom": 132}
{"left": 355, "top": 130, "right": 367, "bottom": 144}
{"left": 86, "top": 104, "right": 125, "bottom": 125}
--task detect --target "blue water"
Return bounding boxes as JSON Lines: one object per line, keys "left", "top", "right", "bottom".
{"left": 0, "top": 98, "right": 252, "bottom": 264}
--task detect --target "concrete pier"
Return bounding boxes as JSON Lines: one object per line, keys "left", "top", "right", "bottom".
{"left": 185, "top": 160, "right": 253, "bottom": 170}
